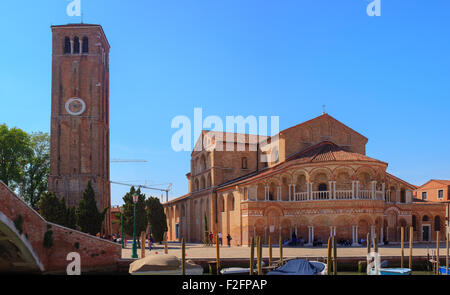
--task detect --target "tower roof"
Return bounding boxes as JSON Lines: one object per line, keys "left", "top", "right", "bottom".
{"left": 51, "top": 24, "right": 110, "bottom": 49}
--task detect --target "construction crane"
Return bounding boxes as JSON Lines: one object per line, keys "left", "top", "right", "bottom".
{"left": 111, "top": 181, "right": 172, "bottom": 203}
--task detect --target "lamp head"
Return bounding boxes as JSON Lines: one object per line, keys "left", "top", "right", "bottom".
{"left": 133, "top": 195, "right": 139, "bottom": 204}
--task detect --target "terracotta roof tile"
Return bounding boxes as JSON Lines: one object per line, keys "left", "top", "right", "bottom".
{"left": 287, "top": 141, "right": 383, "bottom": 164}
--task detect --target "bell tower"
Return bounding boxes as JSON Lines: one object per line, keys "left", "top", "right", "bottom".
{"left": 48, "top": 24, "right": 111, "bottom": 234}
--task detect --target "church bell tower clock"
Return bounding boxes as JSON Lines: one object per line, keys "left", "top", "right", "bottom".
{"left": 48, "top": 24, "right": 111, "bottom": 234}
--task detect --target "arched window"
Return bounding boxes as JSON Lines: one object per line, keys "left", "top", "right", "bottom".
{"left": 201, "top": 155, "right": 207, "bottom": 170}
{"left": 220, "top": 197, "right": 225, "bottom": 213}
{"left": 230, "top": 196, "right": 235, "bottom": 211}
{"left": 434, "top": 216, "right": 441, "bottom": 231}
{"left": 318, "top": 183, "right": 328, "bottom": 191}
{"left": 194, "top": 179, "right": 199, "bottom": 191}
{"left": 422, "top": 215, "right": 429, "bottom": 222}
{"left": 64, "top": 37, "right": 71, "bottom": 54}
{"left": 73, "top": 36, "right": 80, "bottom": 54}
{"left": 412, "top": 215, "right": 417, "bottom": 231}
{"left": 242, "top": 157, "right": 248, "bottom": 169}
{"left": 82, "top": 37, "right": 89, "bottom": 53}
{"left": 400, "top": 189, "right": 406, "bottom": 203}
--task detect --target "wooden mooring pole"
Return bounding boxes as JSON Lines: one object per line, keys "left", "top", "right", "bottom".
{"left": 409, "top": 226, "right": 413, "bottom": 270}
{"left": 446, "top": 232, "right": 449, "bottom": 275}
{"left": 269, "top": 235, "right": 272, "bottom": 266}
{"left": 141, "top": 232, "right": 146, "bottom": 258}
{"left": 436, "top": 231, "right": 440, "bottom": 275}
{"left": 279, "top": 233, "right": 283, "bottom": 266}
{"left": 373, "top": 234, "right": 378, "bottom": 253}
{"left": 250, "top": 237, "right": 255, "bottom": 275}
{"left": 164, "top": 232, "right": 168, "bottom": 254}
{"left": 216, "top": 234, "right": 220, "bottom": 275}
{"left": 401, "top": 227, "right": 404, "bottom": 269}
{"left": 181, "top": 238, "right": 186, "bottom": 275}
{"left": 327, "top": 236, "right": 332, "bottom": 275}
{"left": 366, "top": 233, "right": 370, "bottom": 271}
{"left": 257, "top": 236, "right": 262, "bottom": 275}
{"left": 333, "top": 235, "right": 337, "bottom": 275}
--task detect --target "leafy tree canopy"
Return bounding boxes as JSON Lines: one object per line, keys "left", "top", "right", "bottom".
{"left": 20, "top": 132, "right": 50, "bottom": 209}
{"left": 0, "top": 124, "right": 33, "bottom": 190}
{"left": 122, "top": 186, "right": 148, "bottom": 237}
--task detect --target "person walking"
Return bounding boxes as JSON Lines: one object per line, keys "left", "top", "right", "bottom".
{"left": 209, "top": 232, "right": 213, "bottom": 246}
{"left": 226, "top": 234, "right": 232, "bottom": 247}
{"left": 149, "top": 235, "right": 153, "bottom": 251}
{"left": 218, "top": 232, "right": 223, "bottom": 246}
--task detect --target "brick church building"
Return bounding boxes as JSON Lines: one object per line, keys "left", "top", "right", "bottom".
{"left": 164, "top": 113, "right": 446, "bottom": 246}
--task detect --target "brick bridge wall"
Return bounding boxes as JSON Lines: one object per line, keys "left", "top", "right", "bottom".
{"left": 0, "top": 181, "right": 121, "bottom": 273}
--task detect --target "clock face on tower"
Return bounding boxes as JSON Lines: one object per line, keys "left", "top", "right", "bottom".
{"left": 65, "top": 97, "right": 86, "bottom": 116}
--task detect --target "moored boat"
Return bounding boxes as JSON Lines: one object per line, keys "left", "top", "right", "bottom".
{"left": 266, "top": 259, "right": 327, "bottom": 275}
{"left": 438, "top": 266, "right": 449, "bottom": 275}
{"left": 369, "top": 267, "right": 411, "bottom": 275}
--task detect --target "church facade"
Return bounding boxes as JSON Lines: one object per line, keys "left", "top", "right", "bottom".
{"left": 164, "top": 113, "right": 445, "bottom": 246}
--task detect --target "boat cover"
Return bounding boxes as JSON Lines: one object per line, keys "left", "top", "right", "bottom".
{"left": 267, "top": 259, "right": 325, "bottom": 275}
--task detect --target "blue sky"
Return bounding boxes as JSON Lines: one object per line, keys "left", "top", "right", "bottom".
{"left": 0, "top": 0, "right": 449, "bottom": 206}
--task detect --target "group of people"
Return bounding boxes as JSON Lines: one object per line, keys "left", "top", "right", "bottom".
{"left": 99, "top": 233, "right": 156, "bottom": 250}
{"left": 207, "top": 232, "right": 232, "bottom": 247}
{"left": 285, "top": 232, "right": 306, "bottom": 247}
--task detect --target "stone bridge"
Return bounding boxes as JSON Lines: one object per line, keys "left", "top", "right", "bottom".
{"left": 0, "top": 181, "right": 121, "bottom": 274}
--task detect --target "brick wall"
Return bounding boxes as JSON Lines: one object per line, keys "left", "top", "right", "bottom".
{"left": 0, "top": 181, "right": 121, "bottom": 273}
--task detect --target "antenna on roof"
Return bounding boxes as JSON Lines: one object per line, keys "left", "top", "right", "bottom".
{"left": 322, "top": 105, "right": 327, "bottom": 115}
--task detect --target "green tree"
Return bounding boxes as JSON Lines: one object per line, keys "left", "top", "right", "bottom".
{"left": 146, "top": 196, "right": 167, "bottom": 243}
{"left": 20, "top": 132, "right": 50, "bottom": 209}
{"left": 122, "top": 186, "right": 148, "bottom": 236}
{"left": 0, "top": 124, "right": 32, "bottom": 190}
{"left": 38, "top": 192, "right": 76, "bottom": 229}
{"left": 75, "top": 181, "right": 108, "bottom": 235}
{"left": 38, "top": 192, "right": 66, "bottom": 225}
{"left": 65, "top": 206, "right": 77, "bottom": 229}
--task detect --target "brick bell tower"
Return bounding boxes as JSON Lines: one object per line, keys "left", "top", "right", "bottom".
{"left": 48, "top": 24, "right": 111, "bottom": 234}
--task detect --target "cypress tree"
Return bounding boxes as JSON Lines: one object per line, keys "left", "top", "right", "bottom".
{"left": 65, "top": 206, "right": 77, "bottom": 229}
{"left": 75, "top": 181, "right": 107, "bottom": 235}
{"left": 146, "top": 196, "right": 167, "bottom": 243}
{"left": 38, "top": 192, "right": 66, "bottom": 225}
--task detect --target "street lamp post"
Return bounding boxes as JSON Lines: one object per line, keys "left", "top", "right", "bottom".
{"left": 132, "top": 195, "right": 139, "bottom": 259}
{"left": 120, "top": 209, "right": 124, "bottom": 249}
